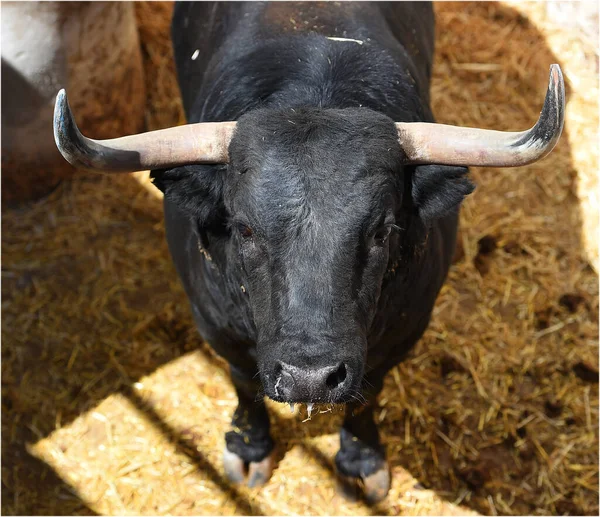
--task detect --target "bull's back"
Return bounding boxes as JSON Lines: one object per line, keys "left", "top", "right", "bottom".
{"left": 171, "top": 2, "right": 435, "bottom": 119}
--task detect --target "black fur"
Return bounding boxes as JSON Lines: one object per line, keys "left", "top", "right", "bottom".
{"left": 152, "top": 1, "right": 475, "bottom": 488}
{"left": 411, "top": 164, "right": 475, "bottom": 223}
{"left": 151, "top": 164, "right": 227, "bottom": 232}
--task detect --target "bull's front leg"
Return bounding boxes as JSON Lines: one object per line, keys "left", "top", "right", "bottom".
{"left": 335, "top": 380, "right": 390, "bottom": 503}
{"left": 223, "top": 365, "right": 276, "bottom": 487}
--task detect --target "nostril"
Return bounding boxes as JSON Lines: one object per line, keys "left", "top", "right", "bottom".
{"left": 326, "top": 363, "right": 347, "bottom": 390}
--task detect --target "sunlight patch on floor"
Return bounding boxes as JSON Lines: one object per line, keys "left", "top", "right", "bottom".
{"left": 29, "top": 351, "right": 477, "bottom": 516}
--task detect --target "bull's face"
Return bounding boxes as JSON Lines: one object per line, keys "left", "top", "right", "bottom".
{"left": 152, "top": 107, "right": 474, "bottom": 404}
{"left": 226, "top": 109, "right": 403, "bottom": 403}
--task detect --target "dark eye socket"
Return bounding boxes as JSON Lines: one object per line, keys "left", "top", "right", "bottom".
{"left": 372, "top": 225, "right": 392, "bottom": 246}
{"left": 237, "top": 223, "right": 253, "bottom": 239}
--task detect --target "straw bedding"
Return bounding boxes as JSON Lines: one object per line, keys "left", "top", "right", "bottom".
{"left": 2, "top": 2, "right": 598, "bottom": 515}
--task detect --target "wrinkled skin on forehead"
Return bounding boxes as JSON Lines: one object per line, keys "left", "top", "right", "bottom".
{"left": 227, "top": 108, "right": 403, "bottom": 402}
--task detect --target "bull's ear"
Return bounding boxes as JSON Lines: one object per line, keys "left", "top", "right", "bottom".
{"left": 410, "top": 164, "right": 475, "bottom": 223}
{"left": 150, "top": 164, "right": 226, "bottom": 230}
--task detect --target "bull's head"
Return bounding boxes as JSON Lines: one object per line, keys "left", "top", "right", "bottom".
{"left": 54, "top": 65, "right": 564, "bottom": 403}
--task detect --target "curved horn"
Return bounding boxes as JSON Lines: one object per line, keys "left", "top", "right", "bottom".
{"left": 396, "top": 64, "right": 565, "bottom": 167}
{"left": 53, "top": 89, "right": 236, "bottom": 172}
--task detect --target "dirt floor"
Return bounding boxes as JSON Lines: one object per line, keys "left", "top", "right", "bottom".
{"left": 2, "top": 2, "right": 598, "bottom": 516}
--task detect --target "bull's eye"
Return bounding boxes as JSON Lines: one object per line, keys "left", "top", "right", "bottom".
{"left": 372, "top": 225, "right": 392, "bottom": 246}
{"left": 237, "top": 223, "right": 253, "bottom": 240}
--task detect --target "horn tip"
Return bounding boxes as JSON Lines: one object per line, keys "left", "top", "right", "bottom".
{"left": 53, "top": 88, "right": 82, "bottom": 168}
{"left": 53, "top": 89, "right": 67, "bottom": 147}
{"left": 54, "top": 89, "right": 68, "bottom": 119}
{"left": 546, "top": 64, "right": 565, "bottom": 127}
{"left": 549, "top": 64, "right": 563, "bottom": 87}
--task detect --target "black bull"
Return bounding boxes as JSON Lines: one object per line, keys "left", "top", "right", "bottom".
{"left": 53, "top": 1, "right": 564, "bottom": 502}
{"left": 164, "top": 3, "right": 467, "bottom": 499}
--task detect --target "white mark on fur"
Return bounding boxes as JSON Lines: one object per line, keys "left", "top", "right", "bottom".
{"left": 191, "top": 49, "right": 200, "bottom": 60}
{"left": 326, "top": 36, "right": 364, "bottom": 45}
{"left": 274, "top": 375, "right": 281, "bottom": 398}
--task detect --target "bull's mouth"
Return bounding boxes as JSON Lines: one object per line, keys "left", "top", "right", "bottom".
{"left": 283, "top": 401, "right": 348, "bottom": 420}
{"left": 268, "top": 393, "right": 358, "bottom": 405}
{"left": 267, "top": 391, "right": 359, "bottom": 405}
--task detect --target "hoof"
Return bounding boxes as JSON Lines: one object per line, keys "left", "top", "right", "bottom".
{"left": 222, "top": 447, "right": 275, "bottom": 488}
{"left": 336, "top": 473, "right": 360, "bottom": 502}
{"left": 335, "top": 466, "right": 390, "bottom": 504}
{"left": 361, "top": 466, "right": 391, "bottom": 504}
{"left": 223, "top": 447, "right": 246, "bottom": 484}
